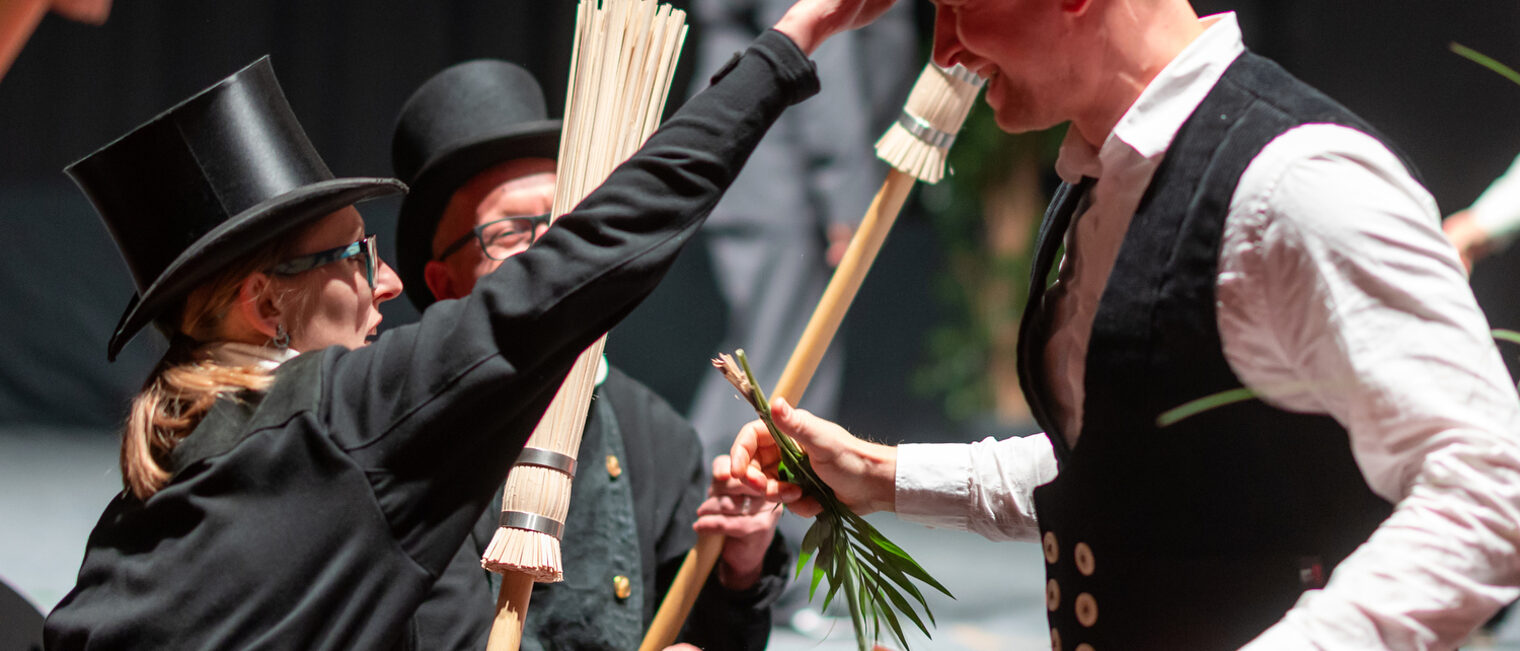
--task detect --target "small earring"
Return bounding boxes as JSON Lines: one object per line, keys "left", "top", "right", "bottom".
{"left": 272, "top": 324, "right": 290, "bottom": 349}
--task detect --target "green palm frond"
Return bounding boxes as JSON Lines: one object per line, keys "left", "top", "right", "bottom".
{"left": 714, "top": 350, "right": 953, "bottom": 651}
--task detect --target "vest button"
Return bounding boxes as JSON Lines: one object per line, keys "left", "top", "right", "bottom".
{"left": 1075, "top": 592, "right": 1098, "bottom": 628}
{"left": 1074, "top": 542, "right": 1095, "bottom": 577}
{"left": 1050, "top": 628, "right": 1062, "bottom": 651}
{"left": 1045, "top": 578, "right": 1061, "bottom": 612}
{"left": 606, "top": 455, "right": 623, "bottom": 479}
{"left": 1042, "top": 531, "right": 1059, "bottom": 564}
{"left": 613, "top": 574, "right": 632, "bottom": 600}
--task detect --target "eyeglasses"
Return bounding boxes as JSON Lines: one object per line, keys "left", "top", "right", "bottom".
{"left": 268, "top": 234, "right": 378, "bottom": 289}
{"left": 435, "top": 213, "right": 552, "bottom": 262}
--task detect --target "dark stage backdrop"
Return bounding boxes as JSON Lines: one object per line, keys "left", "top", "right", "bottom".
{"left": 1, "top": 1, "right": 1517, "bottom": 434}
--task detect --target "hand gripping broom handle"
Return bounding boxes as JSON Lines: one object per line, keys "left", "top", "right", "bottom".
{"left": 637, "top": 168, "right": 917, "bottom": 651}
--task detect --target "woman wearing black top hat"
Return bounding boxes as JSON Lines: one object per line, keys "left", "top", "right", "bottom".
{"left": 42, "top": 1, "right": 894, "bottom": 647}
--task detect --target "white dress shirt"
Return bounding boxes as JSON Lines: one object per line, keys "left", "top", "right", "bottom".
{"left": 895, "top": 13, "right": 1520, "bottom": 650}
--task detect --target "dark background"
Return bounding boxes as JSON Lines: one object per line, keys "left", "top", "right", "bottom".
{"left": 1, "top": 0, "right": 1517, "bottom": 439}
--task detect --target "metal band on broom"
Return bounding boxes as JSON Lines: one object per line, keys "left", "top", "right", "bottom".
{"left": 638, "top": 62, "right": 984, "bottom": 651}
{"left": 481, "top": 2, "right": 687, "bottom": 650}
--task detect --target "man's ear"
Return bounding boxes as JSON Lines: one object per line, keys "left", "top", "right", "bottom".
{"left": 424, "top": 260, "right": 458, "bottom": 302}
{"left": 236, "top": 272, "right": 282, "bottom": 339}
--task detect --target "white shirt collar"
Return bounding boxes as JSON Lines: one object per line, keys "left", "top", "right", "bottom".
{"left": 203, "top": 341, "right": 298, "bottom": 371}
{"left": 1055, "top": 13, "right": 1245, "bottom": 184}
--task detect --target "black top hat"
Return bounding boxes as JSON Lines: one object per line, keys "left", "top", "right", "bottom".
{"left": 391, "top": 59, "right": 561, "bottom": 309}
{"left": 67, "top": 56, "right": 406, "bottom": 361}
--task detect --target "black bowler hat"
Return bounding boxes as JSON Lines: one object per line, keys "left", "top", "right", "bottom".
{"left": 391, "top": 59, "right": 561, "bottom": 309}
{"left": 67, "top": 56, "right": 406, "bottom": 361}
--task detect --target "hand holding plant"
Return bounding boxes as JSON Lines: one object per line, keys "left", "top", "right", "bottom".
{"left": 716, "top": 350, "right": 952, "bottom": 651}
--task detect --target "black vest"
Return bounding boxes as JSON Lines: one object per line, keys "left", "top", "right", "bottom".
{"left": 1018, "top": 52, "right": 1398, "bottom": 650}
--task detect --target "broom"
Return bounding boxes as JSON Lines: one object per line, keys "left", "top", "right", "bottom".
{"left": 637, "top": 61, "right": 985, "bottom": 651}
{"left": 480, "top": 2, "right": 687, "bottom": 649}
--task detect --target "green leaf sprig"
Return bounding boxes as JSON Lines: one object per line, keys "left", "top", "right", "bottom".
{"left": 1451, "top": 43, "right": 1520, "bottom": 87}
{"left": 1160, "top": 330, "right": 1520, "bottom": 425}
{"left": 713, "top": 350, "right": 952, "bottom": 651}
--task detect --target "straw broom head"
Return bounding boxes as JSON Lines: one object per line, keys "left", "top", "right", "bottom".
{"left": 481, "top": 341, "right": 606, "bottom": 582}
{"left": 874, "top": 63, "right": 986, "bottom": 184}
{"left": 478, "top": 0, "right": 687, "bottom": 585}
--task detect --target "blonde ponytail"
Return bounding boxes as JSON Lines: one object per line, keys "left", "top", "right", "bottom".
{"left": 121, "top": 343, "right": 276, "bottom": 499}
{"left": 120, "top": 239, "right": 298, "bottom": 501}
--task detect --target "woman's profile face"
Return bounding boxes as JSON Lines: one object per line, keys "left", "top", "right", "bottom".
{"left": 279, "top": 206, "right": 403, "bottom": 351}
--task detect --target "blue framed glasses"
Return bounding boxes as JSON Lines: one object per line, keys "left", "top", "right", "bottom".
{"left": 435, "top": 213, "right": 552, "bottom": 261}
{"left": 268, "top": 234, "right": 378, "bottom": 289}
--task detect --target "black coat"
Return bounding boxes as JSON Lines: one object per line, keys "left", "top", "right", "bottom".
{"left": 413, "top": 366, "right": 784, "bottom": 650}
{"left": 44, "top": 30, "right": 818, "bottom": 651}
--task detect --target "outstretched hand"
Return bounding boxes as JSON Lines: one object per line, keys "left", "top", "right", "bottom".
{"left": 773, "top": 0, "right": 901, "bottom": 55}
{"left": 729, "top": 397, "right": 898, "bottom": 518}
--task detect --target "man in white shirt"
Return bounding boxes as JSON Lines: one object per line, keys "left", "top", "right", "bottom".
{"left": 731, "top": 0, "right": 1520, "bottom": 648}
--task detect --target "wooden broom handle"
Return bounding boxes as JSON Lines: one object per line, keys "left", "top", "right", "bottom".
{"left": 0, "top": 0, "right": 49, "bottom": 83}
{"left": 638, "top": 168, "right": 917, "bottom": 651}
{"left": 486, "top": 572, "right": 535, "bottom": 651}
{"left": 771, "top": 167, "right": 915, "bottom": 401}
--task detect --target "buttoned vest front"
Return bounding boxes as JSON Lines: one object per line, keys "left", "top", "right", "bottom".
{"left": 1017, "top": 52, "right": 1398, "bottom": 650}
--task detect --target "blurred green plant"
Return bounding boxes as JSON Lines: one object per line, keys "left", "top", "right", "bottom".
{"left": 912, "top": 99, "right": 1065, "bottom": 423}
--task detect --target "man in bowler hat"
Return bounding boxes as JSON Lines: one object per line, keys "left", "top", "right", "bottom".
{"left": 391, "top": 60, "right": 787, "bottom": 651}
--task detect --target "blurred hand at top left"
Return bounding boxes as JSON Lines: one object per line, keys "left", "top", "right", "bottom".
{"left": 46, "top": 0, "right": 112, "bottom": 24}
{"left": 1, "top": 0, "right": 112, "bottom": 82}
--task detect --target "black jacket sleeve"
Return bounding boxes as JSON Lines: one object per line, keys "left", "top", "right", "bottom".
{"left": 322, "top": 30, "right": 819, "bottom": 574}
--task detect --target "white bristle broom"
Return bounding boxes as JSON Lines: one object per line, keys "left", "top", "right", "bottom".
{"left": 637, "top": 61, "right": 984, "bottom": 651}
{"left": 482, "top": 2, "right": 687, "bottom": 649}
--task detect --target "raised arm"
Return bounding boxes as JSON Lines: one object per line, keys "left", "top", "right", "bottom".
{"left": 324, "top": 30, "right": 822, "bottom": 568}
